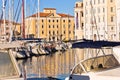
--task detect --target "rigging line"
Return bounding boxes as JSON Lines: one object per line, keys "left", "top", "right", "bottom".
{"left": 90, "top": 0, "right": 100, "bottom": 40}
{"left": 0, "top": 0, "right": 7, "bottom": 20}
{"left": 27, "top": 0, "right": 37, "bottom": 36}
{"left": 14, "top": 0, "right": 21, "bottom": 21}
{"left": 0, "top": 0, "right": 7, "bottom": 35}
{"left": 12, "top": 7, "right": 21, "bottom": 39}
{"left": 30, "top": 0, "right": 37, "bottom": 15}
{"left": 13, "top": 2, "right": 22, "bottom": 32}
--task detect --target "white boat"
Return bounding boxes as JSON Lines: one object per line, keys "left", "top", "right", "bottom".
{"left": 38, "top": 44, "right": 49, "bottom": 55}
{"left": 11, "top": 47, "right": 30, "bottom": 59}
{"left": 55, "top": 42, "right": 67, "bottom": 51}
{"left": 65, "top": 47, "right": 120, "bottom": 80}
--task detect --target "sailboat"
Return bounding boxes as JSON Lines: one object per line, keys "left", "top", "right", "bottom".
{"left": 65, "top": 0, "right": 120, "bottom": 80}
{"left": 65, "top": 47, "right": 120, "bottom": 80}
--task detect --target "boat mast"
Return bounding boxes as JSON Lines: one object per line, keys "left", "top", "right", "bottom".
{"left": 2, "top": 0, "right": 6, "bottom": 38}
{"left": 9, "top": 0, "right": 14, "bottom": 42}
{"left": 22, "top": 0, "right": 25, "bottom": 38}
{"left": 90, "top": 0, "right": 100, "bottom": 40}
{"left": 38, "top": 0, "right": 40, "bottom": 38}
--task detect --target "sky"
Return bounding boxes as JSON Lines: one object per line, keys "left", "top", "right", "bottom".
{"left": 0, "top": 0, "right": 82, "bottom": 21}
{"left": 40, "top": 0, "right": 82, "bottom": 16}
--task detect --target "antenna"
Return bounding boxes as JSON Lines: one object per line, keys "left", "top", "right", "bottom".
{"left": 2, "top": 0, "right": 6, "bottom": 38}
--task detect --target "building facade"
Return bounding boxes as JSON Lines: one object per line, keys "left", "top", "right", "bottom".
{"left": 25, "top": 8, "right": 75, "bottom": 41}
{"left": 83, "top": 0, "right": 117, "bottom": 41}
{"left": 0, "top": 20, "right": 21, "bottom": 39}
{"left": 74, "top": 2, "right": 84, "bottom": 40}
{"left": 116, "top": 0, "right": 120, "bottom": 41}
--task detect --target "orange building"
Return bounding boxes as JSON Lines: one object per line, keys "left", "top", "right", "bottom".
{"left": 25, "top": 8, "right": 75, "bottom": 41}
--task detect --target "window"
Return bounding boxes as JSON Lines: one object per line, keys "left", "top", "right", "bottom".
{"left": 86, "top": 10, "right": 88, "bottom": 14}
{"left": 63, "top": 24, "right": 65, "bottom": 28}
{"left": 6, "top": 27, "right": 9, "bottom": 30}
{"left": 81, "top": 23, "right": 84, "bottom": 29}
{"left": 110, "top": 0, "right": 113, "bottom": 2}
{"left": 63, "top": 20, "right": 65, "bottom": 22}
{"left": 42, "top": 19, "right": 44, "bottom": 22}
{"left": 53, "top": 31, "right": 55, "bottom": 35}
{"left": 98, "top": 7, "right": 100, "bottom": 13}
{"left": 49, "top": 20, "right": 50, "bottom": 22}
{"left": 69, "top": 20, "right": 71, "bottom": 22}
{"left": 57, "top": 20, "right": 58, "bottom": 22}
{"left": 53, "top": 20, "right": 54, "bottom": 22}
{"left": 69, "top": 31, "right": 71, "bottom": 34}
{"left": 49, "top": 31, "right": 51, "bottom": 35}
{"left": 98, "top": 17, "right": 100, "bottom": 22}
{"left": 93, "top": 8, "right": 96, "bottom": 14}
{"left": 69, "top": 24, "right": 71, "bottom": 28}
{"left": 103, "top": 16, "right": 105, "bottom": 22}
{"left": 81, "top": 12, "right": 83, "bottom": 17}
{"left": 111, "top": 27, "right": 114, "bottom": 30}
{"left": 76, "top": 3, "right": 78, "bottom": 7}
{"left": 49, "top": 25, "right": 51, "bottom": 28}
{"left": 86, "top": 2, "right": 88, "bottom": 6}
{"left": 111, "top": 16, "right": 114, "bottom": 22}
{"left": 98, "top": 0, "right": 100, "bottom": 4}
{"left": 42, "top": 31, "right": 44, "bottom": 34}
{"left": 94, "top": 0, "right": 96, "bottom": 4}
{"left": 57, "top": 25, "right": 58, "bottom": 28}
{"left": 103, "top": 0, "right": 104, "bottom": 3}
{"left": 64, "top": 31, "right": 65, "bottom": 34}
{"left": 111, "top": 7, "right": 113, "bottom": 12}
{"left": 53, "top": 25, "right": 54, "bottom": 28}
{"left": 103, "top": 8, "right": 105, "bottom": 12}
{"left": 42, "top": 25, "right": 44, "bottom": 28}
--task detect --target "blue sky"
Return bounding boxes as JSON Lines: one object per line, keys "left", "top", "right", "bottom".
{"left": 0, "top": 0, "right": 82, "bottom": 21}
{"left": 40, "top": 0, "right": 82, "bottom": 16}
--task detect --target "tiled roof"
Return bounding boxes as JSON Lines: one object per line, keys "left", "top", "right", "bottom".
{"left": 28, "top": 12, "right": 74, "bottom": 18}
{"left": 0, "top": 20, "right": 20, "bottom": 25}
{"left": 57, "top": 13, "right": 74, "bottom": 17}
{"left": 44, "top": 8, "right": 56, "bottom": 10}
{"left": 28, "top": 12, "right": 50, "bottom": 17}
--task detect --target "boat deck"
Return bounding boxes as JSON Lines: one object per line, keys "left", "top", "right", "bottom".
{"left": 96, "top": 66, "right": 120, "bottom": 77}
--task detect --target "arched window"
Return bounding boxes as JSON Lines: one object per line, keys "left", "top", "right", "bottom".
{"left": 76, "top": 3, "right": 78, "bottom": 7}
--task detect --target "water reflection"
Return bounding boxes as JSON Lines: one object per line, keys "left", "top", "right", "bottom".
{"left": 18, "top": 48, "right": 113, "bottom": 79}
{"left": 18, "top": 49, "right": 83, "bottom": 78}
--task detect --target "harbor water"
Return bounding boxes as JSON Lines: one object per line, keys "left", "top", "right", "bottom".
{"left": 17, "top": 48, "right": 84, "bottom": 80}
{"left": 0, "top": 48, "right": 113, "bottom": 79}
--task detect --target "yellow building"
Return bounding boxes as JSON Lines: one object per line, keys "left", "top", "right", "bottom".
{"left": 83, "top": 0, "right": 116, "bottom": 41}
{"left": 25, "top": 8, "right": 75, "bottom": 41}
{"left": 74, "top": 2, "right": 84, "bottom": 40}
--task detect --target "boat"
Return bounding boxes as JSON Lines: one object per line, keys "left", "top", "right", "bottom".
{"left": 65, "top": 47, "right": 120, "bottom": 80}
{"left": 38, "top": 44, "right": 49, "bottom": 55}
{"left": 55, "top": 42, "right": 67, "bottom": 51}
{"left": 11, "top": 46, "right": 30, "bottom": 59}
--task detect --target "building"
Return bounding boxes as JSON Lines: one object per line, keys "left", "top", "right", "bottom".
{"left": 83, "top": 0, "right": 117, "bottom": 41}
{"left": 0, "top": 20, "right": 21, "bottom": 40}
{"left": 116, "top": 0, "right": 120, "bottom": 41}
{"left": 25, "top": 8, "right": 75, "bottom": 41}
{"left": 74, "top": 1, "right": 84, "bottom": 40}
